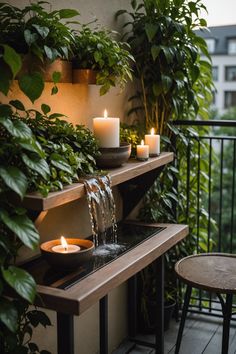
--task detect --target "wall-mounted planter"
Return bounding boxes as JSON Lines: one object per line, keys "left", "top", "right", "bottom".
{"left": 17, "top": 56, "right": 72, "bottom": 83}
{"left": 72, "top": 69, "right": 97, "bottom": 84}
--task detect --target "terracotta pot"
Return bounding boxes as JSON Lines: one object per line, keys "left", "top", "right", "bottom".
{"left": 72, "top": 68, "right": 97, "bottom": 84}
{"left": 17, "top": 55, "right": 72, "bottom": 83}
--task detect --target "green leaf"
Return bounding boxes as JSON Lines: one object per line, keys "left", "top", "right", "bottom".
{"left": 151, "top": 45, "right": 161, "bottom": 61}
{"left": 0, "top": 210, "right": 39, "bottom": 250}
{"left": 24, "top": 29, "right": 38, "bottom": 46}
{"left": 50, "top": 153, "right": 73, "bottom": 174}
{"left": 22, "top": 153, "right": 50, "bottom": 179}
{"left": 32, "top": 24, "right": 50, "bottom": 39}
{"left": 145, "top": 23, "right": 158, "bottom": 42}
{"left": 27, "top": 310, "right": 51, "bottom": 328}
{"left": 9, "top": 100, "right": 25, "bottom": 111}
{"left": 52, "top": 71, "right": 61, "bottom": 84}
{"left": 3, "top": 44, "right": 22, "bottom": 78}
{"left": 16, "top": 138, "right": 45, "bottom": 158}
{"left": 2, "top": 266, "right": 36, "bottom": 303}
{"left": 51, "top": 86, "right": 58, "bottom": 95}
{"left": 0, "top": 117, "right": 32, "bottom": 139}
{"left": 19, "top": 72, "right": 44, "bottom": 103}
{"left": 0, "top": 298, "right": 18, "bottom": 332}
{"left": 0, "top": 104, "right": 13, "bottom": 117}
{"left": 41, "top": 103, "right": 51, "bottom": 115}
{"left": 58, "top": 9, "right": 79, "bottom": 18}
{"left": 44, "top": 45, "right": 53, "bottom": 60}
{"left": 0, "top": 166, "right": 27, "bottom": 199}
{"left": 0, "top": 63, "right": 11, "bottom": 95}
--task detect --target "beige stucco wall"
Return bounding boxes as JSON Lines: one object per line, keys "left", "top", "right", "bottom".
{"left": 2, "top": 1, "right": 136, "bottom": 353}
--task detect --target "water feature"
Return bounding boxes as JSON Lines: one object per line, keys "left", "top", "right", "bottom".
{"left": 83, "top": 175, "right": 117, "bottom": 247}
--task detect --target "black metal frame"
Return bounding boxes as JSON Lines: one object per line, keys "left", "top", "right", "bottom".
{"left": 173, "top": 119, "right": 236, "bottom": 317}
{"left": 175, "top": 285, "right": 233, "bottom": 354}
{"left": 56, "top": 256, "right": 165, "bottom": 354}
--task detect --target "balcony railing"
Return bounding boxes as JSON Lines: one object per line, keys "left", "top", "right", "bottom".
{"left": 173, "top": 119, "right": 236, "bottom": 317}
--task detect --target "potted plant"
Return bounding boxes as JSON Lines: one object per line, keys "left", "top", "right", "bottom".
{"left": 0, "top": 1, "right": 79, "bottom": 97}
{"left": 72, "top": 25, "right": 134, "bottom": 95}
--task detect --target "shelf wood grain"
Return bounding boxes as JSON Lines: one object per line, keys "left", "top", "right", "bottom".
{"left": 23, "top": 152, "right": 173, "bottom": 211}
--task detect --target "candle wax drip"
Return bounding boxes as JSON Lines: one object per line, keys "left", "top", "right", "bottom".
{"left": 84, "top": 175, "right": 117, "bottom": 247}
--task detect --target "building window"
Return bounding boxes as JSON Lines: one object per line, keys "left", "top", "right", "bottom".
{"left": 224, "top": 91, "right": 236, "bottom": 109}
{"left": 212, "top": 91, "right": 216, "bottom": 105}
{"left": 225, "top": 66, "right": 236, "bottom": 81}
{"left": 228, "top": 38, "right": 236, "bottom": 54}
{"left": 205, "top": 38, "right": 215, "bottom": 53}
{"left": 212, "top": 66, "right": 218, "bottom": 81}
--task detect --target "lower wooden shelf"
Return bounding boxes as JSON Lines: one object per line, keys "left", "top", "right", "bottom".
{"left": 22, "top": 222, "right": 188, "bottom": 316}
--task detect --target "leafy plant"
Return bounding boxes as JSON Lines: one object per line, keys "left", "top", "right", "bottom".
{"left": 117, "top": 0, "right": 213, "bottom": 132}
{"left": 117, "top": 0, "right": 214, "bottom": 330}
{"left": 0, "top": 2, "right": 79, "bottom": 102}
{"left": 0, "top": 100, "right": 100, "bottom": 352}
{"left": 72, "top": 25, "right": 134, "bottom": 95}
{"left": 120, "top": 123, "right": 140, "bottom": 157}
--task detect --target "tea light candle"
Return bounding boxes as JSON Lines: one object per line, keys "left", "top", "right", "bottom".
{"left": 136, "top": 140, "right": 149, "bottom": 161}
{"left": 145, "top": 128, "right": 160, "bottom": 156}
{"left": 52, "top": 236, "right": 80, "bottom": 254}
{"left": 93, "top": 109, "right": 120, "bottom": 148}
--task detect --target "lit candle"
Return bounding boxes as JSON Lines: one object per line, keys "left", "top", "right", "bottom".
{"left": 52, "top": 236, "right": 80, "bottom": 254}
{"left": 136, "top": 140, "right": 149, "bottom": 161}
{"left": 144, "top": 128, "right": 160, "bottom": 156}
{"left": 93, "top": 109, "right": 120, "bottom": 148}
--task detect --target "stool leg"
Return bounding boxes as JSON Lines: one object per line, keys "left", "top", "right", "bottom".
{"left": 175, "top": 285, "right": 192, "bottom": 354}
{"left": 221, "top": 294, "right": 233, "bottom": 354}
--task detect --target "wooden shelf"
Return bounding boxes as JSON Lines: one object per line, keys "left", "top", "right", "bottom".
{"left": 25, "top": 222, "right": 188, "bottom": 315}
{"left": 23, "top": 152, "right": 173, "bottom": 211}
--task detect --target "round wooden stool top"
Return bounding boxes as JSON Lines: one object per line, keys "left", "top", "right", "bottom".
{"left": 175, "top": 253, "right": 236, "bottom": 294}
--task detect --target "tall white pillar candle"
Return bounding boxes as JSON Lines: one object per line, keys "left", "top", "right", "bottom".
{"left": 93, "top": 109, "right": 120, "bottom": 148}
{"left": 136, "top": 140, "right": 149, "bottom": 161}
{"left": 144, "top": 128, "right": 160, "bottom": 156}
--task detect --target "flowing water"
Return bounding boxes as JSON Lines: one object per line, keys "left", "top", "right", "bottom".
{"left": 83, "top": 175, "right": 117, "bottom": 247}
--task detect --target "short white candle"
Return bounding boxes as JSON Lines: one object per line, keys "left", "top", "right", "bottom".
{"left": 136, "top": 140, "right": 149, "bottom": 161}
{"left": 52, "top": 236, "right": 80, "bottom": 254}
{"left": 93, "top": 109, "right": 120, "bottom": 148}
{"left": 145, "top": 128, "right": 160, "bottom": 156}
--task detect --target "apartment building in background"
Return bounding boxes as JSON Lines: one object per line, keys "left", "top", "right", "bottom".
{"left": 196, "top": 25, "right": 236, "bottom": 114}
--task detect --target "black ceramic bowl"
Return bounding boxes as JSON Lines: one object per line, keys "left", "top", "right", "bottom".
{"left": 40, "top": 238, "right": 94, "bottom": 271}
{"left": 96, "top": 142, "right": 131, "bottom": 168}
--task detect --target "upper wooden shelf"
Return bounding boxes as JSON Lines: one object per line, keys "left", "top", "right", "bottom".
{"left": 23, "top": 152, "right": 173, "bottom": 211}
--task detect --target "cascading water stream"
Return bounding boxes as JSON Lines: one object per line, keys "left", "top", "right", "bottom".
{"left": 83, "top": 175, "right": 118, "bottom": 248}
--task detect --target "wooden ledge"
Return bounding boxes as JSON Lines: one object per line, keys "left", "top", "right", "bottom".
{"left": 35, "top": 222, "right": 188, "bottom": 315}
{"left": 23, "top": 152, "right": 173, "bottom": 211}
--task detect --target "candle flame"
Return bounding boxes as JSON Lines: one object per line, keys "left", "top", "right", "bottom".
{"left": 104, "top": 109, "right": 108, "bottom": 118}
{"left": 141, "top": 139, "right": 144, "bottom": 146}
{"left": 60, "top": 236, "right": 68, "bottom": 251}
{"left": 151, "top": 128, "right": 155, "bottom": 135}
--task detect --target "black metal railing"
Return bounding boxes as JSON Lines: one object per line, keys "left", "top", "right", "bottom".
{"left": 173, "top": 119, "right": 236, "bottom": 317}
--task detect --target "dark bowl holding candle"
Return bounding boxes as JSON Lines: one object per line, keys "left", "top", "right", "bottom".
{"left": 40, "top": 238, "right": 94, "bottom": 271}
{"left": 96, "top": 142, "right": 131, "bottom": 168}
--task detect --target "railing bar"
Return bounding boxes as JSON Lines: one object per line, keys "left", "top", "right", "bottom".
{"left": 186, "top": 142, "right": 191, "bottom": 222}
{"left": 219, "top": 140, "right": 224, "bottom": 252}
{"left": 208, "top": 139, "right": 212, "bottom": 312}
{"left": 191, "top": 136, "right": 236, "bottom": 141}
{"left": 230, "top": 140, "right": 236, "bottom": 253}
{"left": 197, "top": 140, "right": 200, "bottom": 254}
{"left": 196, "top": 140, "right": 202, "bottom": 310}
{"left": 173, "top": 120, "right": 236, "bottom": 127}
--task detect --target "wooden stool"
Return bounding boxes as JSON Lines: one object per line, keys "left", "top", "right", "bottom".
{"left": 174, "top": 253, "right": 236, "bottom": 354}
